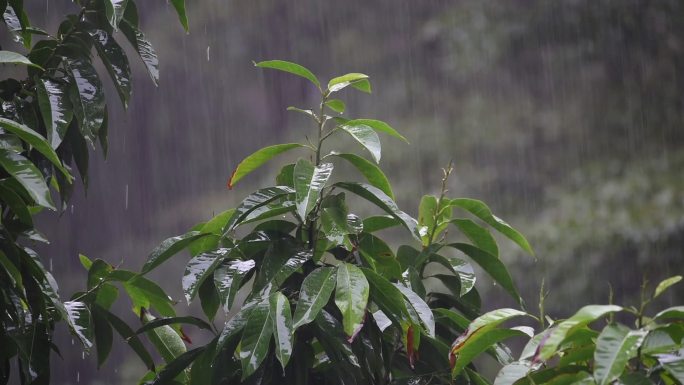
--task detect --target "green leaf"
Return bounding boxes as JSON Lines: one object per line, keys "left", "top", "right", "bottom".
{"left": 418, "top": 195, "right": 452, "bottom": 245}
{"left": 182, "top": 250, "right": 228, "bottom": 303}
{"left": 216, "top": 301, "right": 255, "bottom": 352}
{"left": 104, "top": 0, "right": 127, "bottom": 29}
{"left": 345, "top": 119, "right": 407, "bottom": 143}
{"left": 0, "top": 250, "right": 22, "bottom": 289}
{"left": 89, "top": 30, "right": 132, "bottom": 108}
{"left": 654, "top": 275, "right": 682, "bottom": 299}
{"left": 661, "top": 357, "right": 684, "bottom": 384}
{"left": 270, "top": 292, "right": 293, "bottom": 369}
{"left": 395, "top": 284, "right": 435, "bottom": 337}
{"left": 335, "top": 263, "right": 370, "bottom": 338}
{"left": 100, "top": 307, "right": 155, "bottom": 371}
{"left": 189, "top": 339, "right": 216, "bottom": 385}
{"left": 451, "top": 219, "right": 499, "bottom": 257}
{"left": 593, "top": 324, "right": 647, "bottom": 385}
{"left": 150, "top": 347, "right": 206, "bottom": 385}
{"left": 451, "top": 328, "right": 527, "bottom": 378}
{"left": 536, "top": 305, "right": 623, "bottom": 362}
{"left": 198, "top": 278, "right": 220, "bottom": 321}
{"left": 358, "top": 233, "right": 402, "bottom": 280}
{"left": 239, "top": 297, "right": 273, "bottom": 379}
{"left": 294, "top": 159, "right": 333, "bottom": 219}
{"left": 0, "top": 117, "right": 71, "bottom": 178}
{"left": 321, "top": 193, "right": 351, "bottom": 243}
{"left": 120, "top": 19, "right": 159, "bottom": 85}
{"left": 324, "top": 99, "right": 345, "bottom": 113}
{"left": 654, "top": 306, "right": 684, "bottom": 321}
{"left": 93, "top": 309, "right": 113, "bottom": 368}
{"left": 142, "top": 231, "right": 212, "bottom": 274}
{"left": 327, "top": 73, "right": 371, "bottom": 93}
{"left": 214, "top": 259, "right": 256, "bottom": 312}
{"left": 331, "top": 152, "right": 394, "bottom": 199}
{"left": 141, "top": 308, "right": 187, "bottom": 364}
{"left": 446, "top": 243, "right": 520, "bottom": 303}
{"left": 335, "top": 182, "right": 419, "bottom": 238}
{"left": 169, "top": 0, "right": 189, "bottom": 32}
{"left": 0, "top": 149, "right": 54, "bottom": 209}
{"left": 339, "top": 122, "right": 381, "bottom": 163}
{"left": 64, "top": 300, "right": 94, "bottom": 349}
{"left": 66, "top": 58, "right": 105, "bottom": 141}
{"left": 292, "top": 267, "right": 337, "bottom": 329}
{"left": 448, "top": 198, "right": 534, "bottom": 256}
{"left": 224, "top": 186, "right": 294, "bottom": 232}
{"left": 123, "top": 275, "right": 176, "bottom": 317}
{"left": 0, "top": 50, "right": 42, "bottom": 69}
{"left": 35, "top": 78, "right": 72, "bottom": 149}
{"left": 0, "top": 181, "right": 32, "bottom": 225}
{"left": 228, "top": 143, "right": 305, "bottom": 189}
{"left": 361, "top": 267, "right": 411, "bottom": 325}
{"left": 362, "top": 215, "right": 400, "bottom": 233}
{"left": 189, "top": 209, "right": 234, "bottom": 256}
{"left": 494, "top": 361, "right": 536, "bottom": 385}
{"left": 133, "top": 316, "right": 213, "bottom": 336}
{"left": 276, "top": 163, "right": 295, "bottom": 187}
{"left": 255, "top": 60, "right": 321, "bottom": 89}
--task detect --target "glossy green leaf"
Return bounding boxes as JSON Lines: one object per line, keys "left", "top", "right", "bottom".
{"left": 593, "top": 324, "right": 647, "bottom": 385}
{"left": 418, "top": 195, "right": 452, "bottom": 245}
{"left": 661, "top": 357, "right": 684, "bottom": 383}
{"left": 327, "top": 73, "right": 370, "bottom": 93}
{"left": 453, "top": 308, "right": 528, "bottom": 348}
{"left": 0, "top": 181, "right": 32, "bottom": 225}
{"left": 120, "top": 19, "right": 159, "bottom": 85}
{"left": 395, "top": 284, "right": 435, "bottom": 337}
{"left": 169, "top": 0, "right": 189, "bottom": 31}
{"left": 35, "top": 78, "right": 72, "bottom": 149}
{"left": 123, "top": 275, "right": 176, "bottom": 317}
{"left": 224, "top": 186, "right": 294, "bottom": 231}
{"left": 294, "top": 159, "right": 333, "bottom": 219}
{"left": 362, "top": 215, "right": 400, "bottom": 233}
{"left": 142, "top": 231, "right": 212, "bottom": 274}
{"left": 292, "top": 267, "right": 336, "bottom": 329}
{"left": 89, "top": 29, "right": 132, "bottom": 108}
{"left": 0, "top": 250, "right": 22, "bottom": 289}
{"left": 321, "top": 193, "right": 351, "bottom": 243}
{"left": 446, "top": 243, "right": 520, "bottom": 303}
{"left": 654, "top": 275, "right": 682, "bottom": 299}
{"left": 133, "top": 316, "right": 212, "bottom": 336}
{"left": 0, "top": 149, "right": 54, "bottom": 209}
{"left": 189, "top": 209, "right": 234, "bottom": 256}
{"left": 361, "top": 267, "right": 411, "bottom": 325}
{"left": 345, "top": 119, "right": 407, "bottom": 143}
{"left": 0, "top": 117, "right": 70, "bottom": 178}
{"left": 239, "top": 297, "right": 273, "bottom": 379}
{"left": 189, "top": 339, "right": 216, "bottom": 385}
{"left": 150, "top": 347, "right": 206, "bottom": 385}
{"left": 331, "top": 152, "right": 394, "bottom": 199}
{"left": 452, "top": 328, "right": 527, "bottom": 378}
{"left": 198, "top": 277, "right": 220, "bottom": 321}
{"left": 452, "top": 219, "right": 499, "bottom": 257}
{"left": 92, "top": 309, "right": 113, "bottom": 368}
{"left": 494, "top": 361, "right": 536, "bottom": 385}
{"left": 64, "top": 301, "right": 93, "bottom": 349}
{"left": 335, "top": 263, "right": 370, "bottom": 338}
{"left": 428, "top": 254, "right": 477, "bottom": 296}
{"left": 66, "top": 58, "right": 105, "bottom": 141}
{"left": 214, "top": 259, "right": 256, "bottom": 312}
{"left": 141, "top": 308, "right": 187, "bottom": 364}
{"left": 448, "top": 198, "right": 534, "bottom": 256}
{"left": 335, "top": 182, "right": 419, "bottom": 238}
{"left": 182, "top": 250, "right": 228, "bottom": 303}
{"left": 358, "top": 233, "right": 402, "bottom": 280}
{"left": 216, "top": 300, "right": 256, "bottom": 352}
{"left": 654, "top": 306, "right": 684, "bottom": 321}
{"left": 270, "top": 292, "right": 293, "bottom": 369}
{"left": 536, "top": 305, "right": 623, "bottom": 362}
{"left": 339, "top": 122, "right": 381, "bottom": 163}
{"left": 324, "top": 99, "right": 345, "bottom": 113}
{"left": 275, "top": 163, "right": 295, "bottom": 187}
{"left": 228, "top": 143, "right": 304, "bottom": 189}
{"left": 255, "top": 60, "right": 321, "bottom": 89}
{"left": 101, "top": 308, "right": 155, "bottom": 371}
{"left": 3, "top": 4, "right": 31, "bottom": 48}
{"left": 0, "top": 50, "right": 42, "bottom": 69}
{"left": 104, "top": 0, "right": 127, "bottom": 28}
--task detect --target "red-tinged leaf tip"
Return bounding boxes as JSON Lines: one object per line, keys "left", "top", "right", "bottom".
{"left": 407, "top": 325, "right": 416, "bottom": 369}
{"left": 531, "top": 330, "right": 552, "bottom": 364}
{"left": 347, "top": 312, "right": 367, "bottom": 343}
{"left": 180, "top": 328, "right": 192, "bottom": 344}
{"left": 227, "top": 169, "right": 237, "bottom": 190}
{"left": 139, "top": 307, "right": 148, "bottom": 321}
{"left": 449, "top": 351, "right": 456, "bottom": 368}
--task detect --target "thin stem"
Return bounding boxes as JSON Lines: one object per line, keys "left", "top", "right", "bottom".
{"left": 427, "top": 160, "right": 454, "bottom": 246}
{"left": 308, "top": 94, "right": 328, "bottom": 249}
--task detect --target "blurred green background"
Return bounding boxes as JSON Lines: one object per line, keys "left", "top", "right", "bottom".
{"left": 4, "top": 0, "right": 682, "bottom": 383}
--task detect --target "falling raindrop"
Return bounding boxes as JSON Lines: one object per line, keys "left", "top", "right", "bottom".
{"left": 82, "top": 351, "right": 85, "bottom": 360}
{"left": 125, "top": 184, "right": 129, "bottom": 210}
{"left": 71, "top": 338, "right": 74, "bottom": 345}
{"left": 76, "top": 372, "right": 80, "bottom": 383}
{"left": 70, "top": 205, "right": 74, "bottom": 214}
{"left": 207, "top": 46, "right": 211, "bottom": 61}
{"left": 49, "top": 258, "right": 53, "bottom": 271}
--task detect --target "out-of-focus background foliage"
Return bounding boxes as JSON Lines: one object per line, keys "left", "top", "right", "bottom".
{"left": 4, "top": 0, "right": 682, "bottom": 383}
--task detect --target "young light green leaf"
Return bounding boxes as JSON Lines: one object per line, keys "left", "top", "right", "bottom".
{"left": 169, "top": 0, "right": 188, "bottom": 32}
{"left": 270, "top": 292, "right": 293, "bottom": 369}
{"left": 324, "top": 99, "right": 345, "bottom": 114}
{"left": 654, "top": 275, "right": 682, "bottom": 299}
{"left": 0, "top": 149, "right": 54, "bottom": 210}
{"left": 255, "top": 60, "right": 321, "bottom": 90}
{"left": 182, "top": 250, "right": 228, "bottom": 303}
{"left": 0, "top": 50, "right": 43, "bottom": 69}
{"left": 239, "top": 298, "right": 273, "bottom": 379}
{"left": 64, "top": 301, "right": 94, "bottom": 349}
{"left": 451, "top": 328, "right": 528, "bottom": 378}
{"left": 451, "top": 219, "right": 499, "bottom": 257}
{"left": 142, "top": 231, "right": 212, "bottom": 274}
{"left": 335, "top": 263, "right": 370, "bottom": 339}
{"left": 35, "top": 78, "right": 72, "bottom": 149}
{"left": 339, "top": 122, "right": 381, "bottom": 163}
{"left": 593, "top": 324, "right": 647, "bottom": 385}
{"left": 228, "top": 143, "right": 305, "bottom": 189}
{"left": 654, "top": 306, "right": 684, "bottom": 321}
{"left": 292, "top": 267, "right": 337, "bottom": 329}
{"left": 214, "top": 259, "right": 256, "bottom": 312}
{"left": 294, "top": 159, "right": 333, "bottom": 219}
{"left": 331, "top": 152, "right": 394, "bottom": 199}
{"left": 327, "top": 73, "right": 370, "bottom": 93}
{"left": 362, "top": 215, "right": 400, "bottom": 233}
{"left": 224, "top": 186, "right": 294, "bottom": 231}
{"left": 345, "top": 119, "right": 408, "bottom": 143}
{"left": 448, "top": 198, "right": 534, "bottom": 256}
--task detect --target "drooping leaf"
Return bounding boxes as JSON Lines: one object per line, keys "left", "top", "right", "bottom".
{"left": 89, "top": 29, "right": 132, "bottom": 108}
{"left": 448, "top": 198, "right": 534, "bottom": 256}
{"left": 362, "top": 215, "right": 400, "bottom": 233}
{"left": 141, "top": 308, "right": 187, "bottom": 364}
{"left": 198, "top": 277, "right": 220, "bottom": 321}
{"left": 0, "top": 181, "right": 32, "bottom": 225}
{"left": 654, "top": 306, "right": 684, "bottom": 321}
{"left": 294, "top": 159, "right": 333, "bottom": 219}
{"left": 494, "top": 361, "right": 537, "bottom": 385}
{"left": 239, "top": 297, "right": 273, "bottom": 379}
{"left": 150, "top": 347, "right": 206, "bottom": 385}
{"left": 452, "top": 308, "right": 528, "bottom": 352}
{"left": 270, "top": 292, "right": 293, "bottom": 369}
{"left": 123, "top": 275, "right": 176, "bottom": 317}
{"left": 142, "top": 231, "right": 212, "bottom": 274}
{"left": 335, "top": 263, "right": 370, "bottom": 338}
{"left": 228, "top": 143, "right": 305, "bottom": 189}
{"left": 0, "top": 250, "right": 22, "bottom": 289}
{"left": 339, "top": 122, "right": 381, "bottom": 163}
{"left": 0, "top": 50, "right": 42, "bottom": 69}
{"left": 92, "top": 309, "right": 113, "bottom": 368}
{"left": 133, "top": 316, "right": 213, "bottom": 336}
{"left": 189, "top": 339, "right": 216, "bottom": 385}
{"left": 169, "top": 0, "right": 189, "bottom": 31}
{"left": 120, "top": 19, "right": 159, "bottom": 85}
{"left": 223, "top": 186, "right": 294, "bottom": 232}
{"left": 335, "top": 182, "right": 419, "bottom": 238}
{"left": 0, "top": 149, "right": 54, "bottom": 209}
{"left": 292, "top": 267, "right": 337, "bottom": 329}
{"left": 255, "top": 60, "right": 321, "bottom": 90}
{"left": 451, "top": 328, "right": 528, "bottom": 378}
{"left": 66, "top": 58, "right": 105, "bottom": 141}
{"left": 104, "top": 0, "right": 127, "bottom": 29}
{"left": 395, "top": 284, "right": 435, "bottom": 337}
{"left": 216, "top": 300, "right": 256, "bottom": 352}
{"left": 100, "top": 307, "right": 155, "bottom": 371}
{"left": 331, "top": 152, "right": 394, "bottom": 199}
{"left": 358, "top": 233, "right": 402, "bottom": 280}
{"left": 64, "top": 301, "right": 93, "bottom": 349}
{"left": 214, "top": 259, "right": 256, "bottom": 312}
{"left": 345, "top": 119, "right": 407, "bottom": 143}
{"left": 593, "top": 324, "right": 647, "bottom": 385}
{"left": 321, "top": 193, "right": 351, "bottom": 243}
{"left": 182, "top": 250, "right": 228, "bottom": 303}
{"left": 451, "top": 219, "right": 499, "bottom": 257}
{"left": 35, "top": 78, "right": 72, "bottom": 149}
{"left": 361, "top": 267, "right": 411, "bottom": 326}
{"left": 654, "top": 275, "right": 682, "bottom": 299}
{"left": 253, "top": 247, "right": 311, "bottom": 297}
{"left": 327, "top": 73, "right": 370, "bottom": 93}
{"left": 189, "top": 209, "right": 235, "bottom": 256}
